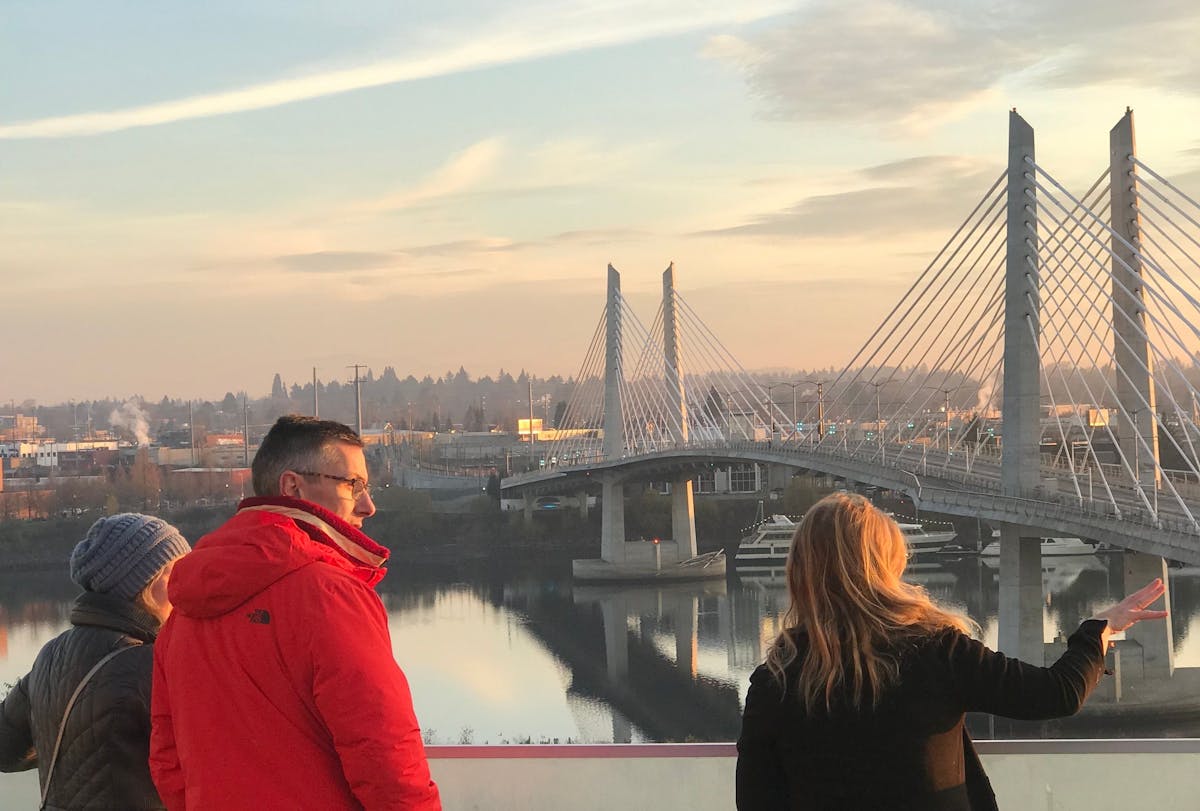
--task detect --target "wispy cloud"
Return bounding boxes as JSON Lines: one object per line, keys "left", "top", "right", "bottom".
{"left": 0, "top": 0, "right": 798, "bottom": 139}
{"left": 401, "top": 237, "right": 519, "bottom": 257}
{"left": 548, "top": 227, "right": 650, "bottom": 244}
{"left": 693, "top": 155, "right": 998, "bottom": 239}
{"left": 275, "top": 251, "right": 400, "bottom": 274}
{"left": 352, "top": 139, "right": 505, "bottom": 213}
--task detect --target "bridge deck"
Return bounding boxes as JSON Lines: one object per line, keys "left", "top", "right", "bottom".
{"left": 502, "top": 440, "right": 1200, "bottom": 564}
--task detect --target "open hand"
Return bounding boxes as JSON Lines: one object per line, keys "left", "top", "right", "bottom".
{"left": 1094, "top": 578, "right": 1169, "bottom": 633}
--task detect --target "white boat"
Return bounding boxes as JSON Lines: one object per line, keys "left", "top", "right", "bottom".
{"left": 890, "top": 514, "right": 957, "bottom": 554}
{"left": 980, "top": 531, "right": 1098, "bottom": 557}
{"left": 734, "top": 514, "right": 798, "bottom": 569}
{"left": 735, "top": 511, "right": 955, "bottom": 569}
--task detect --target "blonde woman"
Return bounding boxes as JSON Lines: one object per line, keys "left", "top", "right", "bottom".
{"left": 736, "top": 492, "right": 1167, "bottom": 811}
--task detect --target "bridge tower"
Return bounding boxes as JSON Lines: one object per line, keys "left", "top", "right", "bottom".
{"left": 664, "top": 263, "right": 698, "bottom": 559}
{"left": 571, "top": 264, "right": 725, "bottom": 581}
{"left": 998, "top": 110, "right": 1047, "bottom": 663}
{"left": 1110, "top": 109, "right": 1174, "bottom": 677}
{"left": 600, "top": 263, "right": 627, "bottom": 563}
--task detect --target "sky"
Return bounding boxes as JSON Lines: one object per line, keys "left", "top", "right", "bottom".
{"left": 4, "top": 0, "right": 1200, "bottom": 404}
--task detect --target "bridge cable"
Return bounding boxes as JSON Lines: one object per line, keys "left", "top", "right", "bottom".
{"left": 830, "top": 171, "right": 1007, "bottom": 390}
{"left": 1026, "top": 181, "right": 1200, "bottom": 524}
{"left": 830, "top": 182, "right": 1008, "bottom": 411}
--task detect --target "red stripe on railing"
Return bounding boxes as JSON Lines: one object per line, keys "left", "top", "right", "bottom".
{"left": 427, "top": 743, "right": 739, "bottom": 759}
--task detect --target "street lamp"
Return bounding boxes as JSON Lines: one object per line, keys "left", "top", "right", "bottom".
{"left": 527, "top": 378, "right": 536, "bottom": 455}
{"left": 768, "top": 381, "right": 804, "bottom": 441}
{"left": 919, "top": 385, "right": 967, "bottom": 451}
{"left": 799, "top": 379, "right": 830, "bottom": 440}
{"left": 866, "top": 377, "right": 897, "bottom": 463}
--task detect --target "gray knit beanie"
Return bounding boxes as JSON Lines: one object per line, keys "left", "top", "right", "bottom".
{"left": 70, "top": 513, "right": 191, "bottom": 600}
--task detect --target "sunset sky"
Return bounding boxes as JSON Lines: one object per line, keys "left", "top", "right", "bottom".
{"left": 4, "top": 1, "right": 1200, "bottom": 403}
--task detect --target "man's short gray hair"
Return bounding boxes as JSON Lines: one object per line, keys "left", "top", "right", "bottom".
{"left": 251, "top": 415, "right": 363, "bottom": 497}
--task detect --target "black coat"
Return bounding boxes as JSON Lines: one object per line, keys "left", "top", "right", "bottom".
{"left": 0, "top": 591, "right": 166, "bottom": 811}
{"left": 736, "top": 619, "right": 1107, "bottom": 810}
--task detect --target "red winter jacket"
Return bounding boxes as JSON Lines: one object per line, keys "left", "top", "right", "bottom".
{"left": 149, "top": 497, "right": 441, "bottom": 811}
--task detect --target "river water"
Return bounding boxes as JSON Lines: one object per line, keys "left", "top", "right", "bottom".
{"left": 4, "top": 548, "right": 1200, "bottom": 806}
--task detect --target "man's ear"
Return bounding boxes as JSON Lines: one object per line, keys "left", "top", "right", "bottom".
{"left": 279, "top": 471, "right": 303, "bottom": 498}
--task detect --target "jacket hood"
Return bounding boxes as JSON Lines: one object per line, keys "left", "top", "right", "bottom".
{"left": 169, "top": 496, "right": 390, "bottom": 619}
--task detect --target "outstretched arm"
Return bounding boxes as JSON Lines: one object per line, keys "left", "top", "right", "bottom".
{"left": 950, "top": 579, "right": 1169, "bottom": 720}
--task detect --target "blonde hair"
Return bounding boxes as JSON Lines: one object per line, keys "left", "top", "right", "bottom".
{"left": 136, "top": 560, "right": 176, "bottom": 623}
{"left": 765, "top": 492, "right": 975, "bottom": 712}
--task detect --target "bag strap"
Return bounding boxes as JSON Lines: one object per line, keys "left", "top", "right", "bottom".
{"left": 40, "top": 643, "right": 142, "bottom": 810}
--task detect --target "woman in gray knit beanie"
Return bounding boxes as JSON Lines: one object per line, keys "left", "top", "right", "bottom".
{"left": 0, "top": 513, "right": 191, "bottom": 810}
{"left": 70, "top": 512, "right": 192, "bottom": 617}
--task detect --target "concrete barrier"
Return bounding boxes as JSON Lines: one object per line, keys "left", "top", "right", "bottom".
{"left": 426, "top": 740, "right": 1200, "bottom": 810}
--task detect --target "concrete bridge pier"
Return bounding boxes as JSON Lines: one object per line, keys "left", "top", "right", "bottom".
{"left": 997, "top": 526, "right": 1045, "bottom": 663}
{"left": 671, "top": 475, "right": 697, "bottom": 559}
{"left": 523, "top": 492, "right": 534, "bottom": 526}
{"left": 1124, "top": 551, "right": 1174, "bottom": 679}
{"left": 600, "top": 476, "right": 627, "bottom": 564}
{"left": 577, "top": 490, "right": 590, "bottom": 520}
{"left": 766, "top": 464, "right": 793, "bottom": 494}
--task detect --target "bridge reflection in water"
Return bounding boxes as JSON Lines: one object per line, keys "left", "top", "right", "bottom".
{"left": 373, "top": 552, "right": 1200, "bottom": 745}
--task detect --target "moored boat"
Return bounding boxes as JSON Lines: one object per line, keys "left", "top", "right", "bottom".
{"left": 734, "top": 513, "right": 798, "bottom": 569}
{"left": 735, "top": 510, "right": 956, "bottom": 569}
{"left": 979, "top": 531, "right": 1098, "bottom": 557}
{"left": 889, "top": 514, "right": 957, "bottom": 554}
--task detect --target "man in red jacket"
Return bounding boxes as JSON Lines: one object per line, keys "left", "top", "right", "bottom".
{"left": 150, "top": 415, "right": 441, "bottom": 810}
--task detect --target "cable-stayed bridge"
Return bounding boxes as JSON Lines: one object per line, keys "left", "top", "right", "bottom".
{"left": 501, "top": 110, "right": 1200, "bottom": 665}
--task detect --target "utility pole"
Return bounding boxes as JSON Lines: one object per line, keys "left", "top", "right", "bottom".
{"left": 816, "top": 382, "right": 825, "bottom": 438}
{"left": 189, "top": 400, "right": 196, "bottom": 466}
{"left": 348, "top": 364, "right": 366, "bottom": 436}
{"left": 802, "top": 379, "right": 827, "bottom": 439}
{"left": 791, "top": 385, "right": 797, "bottom": 441}
{"left": 242, "top": 394, "right": 250, "bottom": 467}
{"left": 528, "top": 377, "right": 536, "bottom": 456}
{"left": 944, "top": 390, "right": 952, "bottom": 450}
{"left": 313, "top": 367, "right": 319, "bottom": 418}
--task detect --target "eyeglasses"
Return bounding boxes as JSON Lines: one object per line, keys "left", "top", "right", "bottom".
{"left": 293, "top": 471, "right": 371, "bottom": 499}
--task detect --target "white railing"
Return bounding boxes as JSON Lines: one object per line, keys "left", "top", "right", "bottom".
{"left": 422, "top": 740, "right": 1200, "bottom": 811}
{"left": 5, "top": 733, "right": 1198, "bottom": 807}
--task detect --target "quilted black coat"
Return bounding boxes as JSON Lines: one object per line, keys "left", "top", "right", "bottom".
{"left": 736, "top": 619, "right": 1107, "bottom": 810}
{"left": 0, "top": 590, "right": 166, "bottom": 810}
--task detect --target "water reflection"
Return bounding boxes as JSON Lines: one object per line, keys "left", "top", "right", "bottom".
{"left": 4, "top": 551, "right": 1200, "bottom": 756}
{"left": 572, "top": 580, "right": 741, "bottom": 742}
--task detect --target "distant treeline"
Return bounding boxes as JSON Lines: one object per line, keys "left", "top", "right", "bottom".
{"left": 0, "top": 476, "right": 845, "bottom": 570}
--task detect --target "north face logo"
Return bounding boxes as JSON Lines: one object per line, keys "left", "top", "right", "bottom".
{"left": 247, "top": 609, "right": 271, "bottom": 625}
